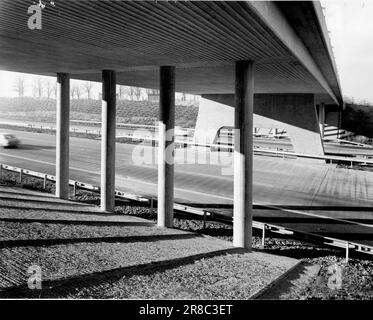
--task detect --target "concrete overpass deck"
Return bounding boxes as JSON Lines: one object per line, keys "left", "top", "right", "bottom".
{"left": 0, "top": 0, "right": 345, "bottom": 248}
{"left": 0, "top": 1, "right": 342, "bottom": 103}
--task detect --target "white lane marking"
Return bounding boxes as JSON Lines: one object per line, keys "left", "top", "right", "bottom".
{"left": 0, "top": 152, "right": 233, "bottom": 201}
{"left": 0, "top": 152, "right": 101, "bottom": 175}
{"left": 116, "top": 175, "right": 233, "bottom": 201}
{"left": 0, "top": 153, "right": 54, "bottom": 167}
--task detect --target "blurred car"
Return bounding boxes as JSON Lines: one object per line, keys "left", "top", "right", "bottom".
{"left": 0, "top": 133, "right": 20, "bottom": 148}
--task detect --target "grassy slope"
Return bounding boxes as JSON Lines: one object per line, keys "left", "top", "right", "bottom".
{"left": 0, "top": 97, "right": 199, "bottom": 128}
{"left": 342, "top": 103, "right": 373, "bottom": 138}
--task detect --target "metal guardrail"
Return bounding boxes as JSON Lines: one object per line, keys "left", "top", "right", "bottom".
{"left": 0, "top": 162, "right": 209, "bottom": 218}
{"left": 325, "top": 138, "right": 373, "bottom": 149}
{"left": 253, "top": 148, "right": 373, "bottom": 165}
{"left": 115, "top": 133, "right": 373, "bottom": 166}
{"left": 0, "top": 162, "right": 372, "bottom": 261}
{"left": 196, "top": 141, "right": 373, "bottom": 166}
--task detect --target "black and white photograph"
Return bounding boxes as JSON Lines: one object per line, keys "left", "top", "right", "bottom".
{"left": 0, "top": 0, "right": 372, "bottom": 312}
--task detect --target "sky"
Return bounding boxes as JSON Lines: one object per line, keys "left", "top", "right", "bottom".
{"left": 320, "top": 0, "right": 373, "bottom": 103}
{"left": 0, "top": 0, "right": 372, "bottom": 102}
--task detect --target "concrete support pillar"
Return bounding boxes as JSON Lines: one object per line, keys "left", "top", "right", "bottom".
{"left": 101, "top": 70, "right": 116, "bottom": 212}
{"left": 158, "top": 66, "right": 175, "bottom": 228}
{"left": 233, "top": 61, "right": 254, "bottom": 249}
{"left": 56, "top": 73, "right": 70, "bottom": 199}
{"left": 319, "top": 103, "right": 325, "bottom": 138}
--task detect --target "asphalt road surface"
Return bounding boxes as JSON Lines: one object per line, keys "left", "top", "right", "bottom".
{"left": 1, "top": 129, "right": 373, "bottom": 246}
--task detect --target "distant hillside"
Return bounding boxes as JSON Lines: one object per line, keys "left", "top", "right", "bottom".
{"left": 0, "top": 97, "right": 199, "bottom": 128}
{"left": 342, "top": 103, "right": 373, "bottom": 138}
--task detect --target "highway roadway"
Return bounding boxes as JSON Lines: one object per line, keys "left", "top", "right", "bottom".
{"left": 0, "top": 129, "right": 373, "bottom": 246}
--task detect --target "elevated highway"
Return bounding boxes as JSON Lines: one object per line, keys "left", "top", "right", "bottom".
{"left": 0, "top": 1, "right": 346, "bottom": 248}
{"left": 0, "top": 130, "right": 373, "bottom": 251}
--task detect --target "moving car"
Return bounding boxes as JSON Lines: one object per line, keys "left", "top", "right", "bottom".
{"left": 0, "top": 133, "right": 20, "bottom": 148}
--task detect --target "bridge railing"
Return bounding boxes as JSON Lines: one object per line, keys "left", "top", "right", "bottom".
{"left": 138, "top": 135, "right": 373, "bottom": 166}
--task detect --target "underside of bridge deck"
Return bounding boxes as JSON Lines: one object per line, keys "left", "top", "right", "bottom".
{"left": 0, "top": 0, "right": 343, "bottom": 250}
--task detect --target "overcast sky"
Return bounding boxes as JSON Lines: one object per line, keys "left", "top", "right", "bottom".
{"left": 0, "top": 0, "right": 372, "bottom": 102}
{"left": 321, "top": 0, "right": 373, "bottom": 102}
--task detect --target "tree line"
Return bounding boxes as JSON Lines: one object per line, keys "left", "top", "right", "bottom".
{"left": 12, "top": 75, "right": 167, "bottom": 101}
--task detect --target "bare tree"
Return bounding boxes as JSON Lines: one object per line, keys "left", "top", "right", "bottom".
{"left": 118, "top": 85, "right": 126, "bottom": 100}
{"left": 76, "top": 85, "right": 82, "bottom": 99}
{"left": 71, "top": 83, "right": 82, "bottom": 99}
{"left": 13, "top": 75, "right": 26, "bottom": 97}
{"left": 146, "top": 89, "right": 159, "bottom": 101}
{"left": 45, "top": 79, "right": 54, "bottom": 99}
{"left": 83, "top": 81, "right": 93, "bottom": 99}
{"left": 134, "top": 87, "right": 142, "bottom": 101}
{"left": 33, "top": 76, "right": 43, "bottom": 98}
{"left": 53, "top": 82, "right": 57, "bottom": 99}
{"left": 127, "top": 86, "right": 136, "bottom": 101}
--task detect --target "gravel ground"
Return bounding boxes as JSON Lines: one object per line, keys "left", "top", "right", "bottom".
{"left": 1, "top": 171, "right": 373, "bottom": 299}
{"left": 0, "top": 236, "right": 234, "bottom": 288}
{"left": 0, "top": 221, "right": 185, "bottom": 241}
{"left": 48, "top": 251, "right": 295, "bottom": 299}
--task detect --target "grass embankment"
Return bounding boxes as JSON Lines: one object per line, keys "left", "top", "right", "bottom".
{"left": 0, "top": 97, "right": 199, "bottom": 128}
{"left": 0, "top": 170, "right": 372, "bottom": 299}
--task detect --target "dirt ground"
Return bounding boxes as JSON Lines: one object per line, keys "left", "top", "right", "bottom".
{"left": 0, "top": 170, "right": 373, "bottom": 299}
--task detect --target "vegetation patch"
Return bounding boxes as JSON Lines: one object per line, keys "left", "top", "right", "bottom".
{"left": 0, "top": 97, "right": 199, "bottom": 128}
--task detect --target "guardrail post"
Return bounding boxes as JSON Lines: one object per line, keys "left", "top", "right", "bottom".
{"left": 150, "top": 197, "right": 154, "bottom": 215}
{"left": 73, "top": 181, "right": 78, "bottom": 197}
{"left": 43, "top": 174, "right": 47, "bottom": 189}
{"left": 261, "top": 224, "right": 266, "bottom": 248}
{"left": 203, "top": 211, "right": 207, "bottom": 230}
{"left": 0, "top": 164, "right": 2, "bottom": 176}
{"left": 345, "top": 242, "right": 349, "bottom": 263}
{"left": 19, "top": 169, "right": 23, "bottom": 184}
